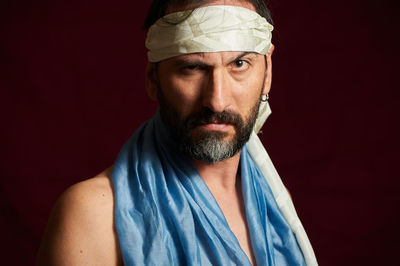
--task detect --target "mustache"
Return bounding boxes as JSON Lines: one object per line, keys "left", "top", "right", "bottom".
{"left": 184, "top": 108, "right": 244, "bottom": 130}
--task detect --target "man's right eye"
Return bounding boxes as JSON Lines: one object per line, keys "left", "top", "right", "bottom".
{"left": 183, "top": 65, "right": 199, "bottom": 70}
{"left": 179, "top": 64, "right": 203, "bottom": 75}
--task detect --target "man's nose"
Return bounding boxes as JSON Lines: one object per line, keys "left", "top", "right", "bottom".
{"left": 202, "top": 68, "right": 231, "bottom": 113}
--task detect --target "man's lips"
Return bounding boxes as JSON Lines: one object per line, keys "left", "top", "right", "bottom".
{"left": 199, "top": 123, "right": 233, "bottom": 131}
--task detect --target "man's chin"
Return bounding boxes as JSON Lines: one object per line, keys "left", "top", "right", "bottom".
{"left": 181, "top": 137, "right": 239, "bottom": 164}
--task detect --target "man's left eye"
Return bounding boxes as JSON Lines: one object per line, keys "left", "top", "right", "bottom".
{"left": 233, "top": 60, "right": 248, "bottom": 69}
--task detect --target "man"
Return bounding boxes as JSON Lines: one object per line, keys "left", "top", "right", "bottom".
{"left": 38, "top": 0, "right": 317, "bottom": 265}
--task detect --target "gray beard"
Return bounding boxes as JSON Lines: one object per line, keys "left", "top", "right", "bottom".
{"left": 181, "top": 131, "right": 245, "bottom": 164}
{"left": 158, "top": 87, "right": 260, "bottom": 164}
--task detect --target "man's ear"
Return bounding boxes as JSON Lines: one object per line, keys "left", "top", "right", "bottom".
{"left": 262, "top": 45, "right": 275, "bottom": 95}
{"left": 145, "top": 63, "right": 158, "bottom": 101}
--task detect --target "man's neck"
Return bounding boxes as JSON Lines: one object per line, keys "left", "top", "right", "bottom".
{"left": 192, "top": 151, "right": 256, "bottom": 264}
{"left": 192, "top": 151, "right": 241, "bottom": 193}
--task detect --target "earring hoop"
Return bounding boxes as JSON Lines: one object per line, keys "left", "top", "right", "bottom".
{"left": 261, "top": 93, "right": 269, "bottom": 102}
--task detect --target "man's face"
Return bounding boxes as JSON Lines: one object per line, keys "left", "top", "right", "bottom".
{"left": 156, "top": 51, "right": 268, "bottom": 164}
{"left": 148, "top": 0, "right": 271, "bottom": 164}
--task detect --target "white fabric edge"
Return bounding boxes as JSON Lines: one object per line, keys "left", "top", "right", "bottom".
{"left": 247, "top": 132, "right": 318, "bottom": 266}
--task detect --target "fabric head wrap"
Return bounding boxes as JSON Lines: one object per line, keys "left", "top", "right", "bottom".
{"left": 145, "top": 5, "right": 274, "bottom": 63}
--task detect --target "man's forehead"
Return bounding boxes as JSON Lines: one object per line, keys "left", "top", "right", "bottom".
{"left": 166, "top": 0, "right": 256, "bottom": 14}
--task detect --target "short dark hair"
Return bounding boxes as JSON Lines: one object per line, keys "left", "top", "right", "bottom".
{"left": 144, "top": 0, "right": 273, "bottom": 30}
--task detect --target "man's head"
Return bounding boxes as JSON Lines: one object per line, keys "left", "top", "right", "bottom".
{"left": 145, "top": 0, "right": 274, "bottom": 164}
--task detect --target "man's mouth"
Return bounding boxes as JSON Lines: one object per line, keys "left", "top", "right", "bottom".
{"left": 199, "top": 123, "right": 232, "bottom": 131}
{"left": 184, "top": 108, "right": 242, "bottom": 133}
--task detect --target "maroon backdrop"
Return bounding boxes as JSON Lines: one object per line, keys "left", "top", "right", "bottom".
{"left": 1, "top": 0, "right": 398, "bottom": 265}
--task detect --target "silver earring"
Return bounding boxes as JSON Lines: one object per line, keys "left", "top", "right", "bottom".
{"left": 261, "top": 93, "right": 269, "bottom": 102}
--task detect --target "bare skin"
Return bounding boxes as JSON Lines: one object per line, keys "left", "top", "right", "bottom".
{"left": 192, "top": 152, "right": 257, "bottom": 264}
{"left": 37, "top": 167, "right": 123, "bottom": 266}
{"left": 38, "top": 1, "right": 274, "bottom": 265}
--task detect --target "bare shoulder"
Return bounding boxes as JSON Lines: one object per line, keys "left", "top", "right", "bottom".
{"left": 37, "top": 166, "right": 122, "bottom": 266}
{"left": 62, "top": 167, "right": 115, "bottom": 211}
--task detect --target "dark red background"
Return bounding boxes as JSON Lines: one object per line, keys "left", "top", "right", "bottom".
{"left": 1, "top": 0, "right": 399, "bottom": 265}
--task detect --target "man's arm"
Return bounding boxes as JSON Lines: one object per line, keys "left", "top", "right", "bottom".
{"left": 37, "top": 168, "right": 122, "bottom": 266}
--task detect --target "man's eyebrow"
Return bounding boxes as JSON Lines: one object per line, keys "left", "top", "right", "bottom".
{"left": 172, "top": 58, "right": 209, "bottom": 68}
{"left": 232, "top": 51, "right": 258, "bottom": 62}
{"left": 171, "top": 52, "right": 258, "bottom": 67}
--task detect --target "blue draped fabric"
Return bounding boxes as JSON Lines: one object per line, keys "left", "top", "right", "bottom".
{"left": 111, "top": 111, "right": 305, "bottom": 265}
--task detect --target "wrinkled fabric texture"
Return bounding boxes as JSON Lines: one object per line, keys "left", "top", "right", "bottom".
{"left": 146, "top": 5, "right": 274, "bottom": 62}
{"left": 112, "top": 111, "right": 305, "bottom": 265}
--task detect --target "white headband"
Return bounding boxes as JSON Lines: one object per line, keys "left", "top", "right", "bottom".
{"left": 145, "top": 5, "right": 274, "bottom": 62}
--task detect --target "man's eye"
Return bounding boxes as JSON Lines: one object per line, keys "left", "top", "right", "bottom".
{"left": 179, "top": 64, "right": 206, "bottom": 75}
{"left": 233, "top": 60, "right": 248, "bottom": 70}
{"left": 183, "top": 65, "right": 199, "bottom": 70}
